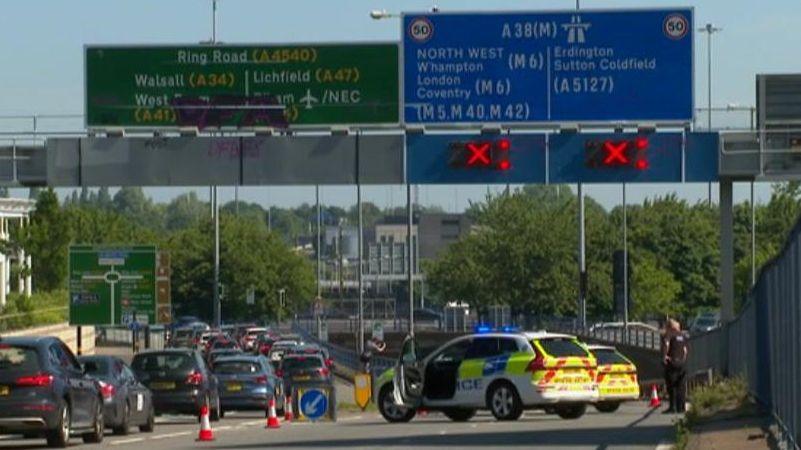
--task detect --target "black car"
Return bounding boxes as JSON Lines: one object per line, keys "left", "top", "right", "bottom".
{"left": 131, "top": 349, "right": 222, "bottom": 421}
{"left": 206, "top": 349, "right": 243, "bottom": 369}
{"left": 0, "top": 336, "right": 104, "bottom": 447}
{"left": 279, "top": 354, "right": 334, "bottom": 399}
{"left": 214, "top": 355, "right": 282, "bottom": 416}
{"left": 78, "top": 355, "right": 155, "bottom": 435}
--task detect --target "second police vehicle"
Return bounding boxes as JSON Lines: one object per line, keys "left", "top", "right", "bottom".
{"left": 375, "top": 331, "right": 598, "bottom": 422}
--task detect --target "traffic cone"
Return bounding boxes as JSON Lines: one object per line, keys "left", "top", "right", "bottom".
{"left": 284, "top": 394, "right": 294, "bottom": 422}
{"left": 266, "top": 396, "right": 281, "bottom": 429}
{"left": 649, "top": 384, "right": 661, "bottom": 408}
{"left": 196, "top": 404, "right": 215, "bottom": 441}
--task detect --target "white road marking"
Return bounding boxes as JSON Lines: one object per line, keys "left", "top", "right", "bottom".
{"left": 655, "top": 440, "right": 674, "bottom": 450}
{"left": 216, "top": 425, "right": 232, "bottom": 431}
{"left": 149, "top": 431, "right": 192, "bottom": 440}
{"left": 338, "top": 415, "right": 363, "bottom": 422}
{"left": 438, "top": 430, "right": 447, "bottom": 435}
{"left": 110, "top": 438, "right": 145, "bottom": 445}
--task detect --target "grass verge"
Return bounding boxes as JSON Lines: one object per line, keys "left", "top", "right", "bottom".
{"left": 674, "top": 376, "right": 750, "bottom": 450}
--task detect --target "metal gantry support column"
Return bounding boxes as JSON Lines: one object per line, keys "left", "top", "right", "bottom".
{"left": 357, "top": 182, "right": 365, "bottom": 355}
{"left": 213, "top": 186, "right": 221, "bottom": 328}
{"left": 622, "top": 183, "right": 629, "bottom": 343}
{"left": 720, "top": 179, "right": 735, "bottom": 323}
{"left": 578, "top": 183, "right": 586, "bottom": 331}
{"left": 316, "top": 185, "right": 322, "bottom": 298}
{"left": 407, "top": 183, "right": 414, "bottom": 336}
{"left": 751, "top": 181, "right": 757, "bottom": 286}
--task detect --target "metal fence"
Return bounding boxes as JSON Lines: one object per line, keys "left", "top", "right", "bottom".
{"left": 95, "top": 326, "right": 166, "bottom": 350}
{"left": 688, "top": 216, "right": 801, "bottom": 450}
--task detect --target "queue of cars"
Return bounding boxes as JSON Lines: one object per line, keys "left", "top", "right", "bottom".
{"left": 375, "top": 330, "right": 640, "bottom": 423}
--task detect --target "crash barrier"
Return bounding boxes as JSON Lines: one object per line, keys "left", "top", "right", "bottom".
{"left": 687, "top": 216, "right": 801, "bottom": 450}
{"left": 291, "top": 323, "right": 395, "bottom": 381}
{"left": 4, "top": 322, "right": 95, "bottom": 356}
{"left": 96, "top": 326, "right": 166, "bottom": 351}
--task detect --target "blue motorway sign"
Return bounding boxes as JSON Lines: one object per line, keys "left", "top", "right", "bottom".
{"left": 299, "top": 389, "right": 328, "bottom": 421}
{"left": 403, "top": 9, "right": 693, "bottom": 125}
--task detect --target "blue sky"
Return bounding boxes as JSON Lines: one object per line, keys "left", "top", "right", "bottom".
{"left": 1, "top": 0, "right": 798, "bottom": 211}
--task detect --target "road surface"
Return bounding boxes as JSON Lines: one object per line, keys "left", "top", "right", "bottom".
{"left": 0, "top": 403, "right": 677, "bottom": 449}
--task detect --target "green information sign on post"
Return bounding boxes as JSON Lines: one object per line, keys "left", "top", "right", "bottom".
{"left": 85, "top": 43, "right": 399, "bottom": 129}
{"left": 69, "top": 246, "right": 157, "bottom": 326}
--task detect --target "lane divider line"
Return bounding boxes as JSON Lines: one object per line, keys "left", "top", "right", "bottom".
{"left": 110, "top": 438, "right": 145, "bottom": 445}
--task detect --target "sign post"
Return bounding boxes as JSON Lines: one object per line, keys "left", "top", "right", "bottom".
{"left": 86, "top": 44, "right": 399, "bottom": 129}
{"left": 403, "top": 9, "right": 693, "bottom": 125}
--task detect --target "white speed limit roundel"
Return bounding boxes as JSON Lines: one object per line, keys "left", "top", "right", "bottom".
{"left": 408, "top": 17, "right": 434, "bottom": 43}
{"left": 663, "top": 14, "right": 689, "bottom": 40}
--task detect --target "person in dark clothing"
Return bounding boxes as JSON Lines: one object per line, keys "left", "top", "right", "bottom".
{"left": 660, "top": 319, "right": 677, "bottom": 413}
{"left": 665, "top": 320, "right": 689, "bottom": 413}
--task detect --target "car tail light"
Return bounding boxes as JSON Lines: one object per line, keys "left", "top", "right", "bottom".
{"left": 325, "top": 358, "right": 334, "bottom": 367}
{"left": 98, "top": 381, "right": 116, "bottom": 399}
{"left": 16, "top": 373, "right": 54, "bottom": 387}
{"left": 260, "top": 344, "right": 272, "bottom": 354}
{"left": 185, "top": 371, "right": 204, "bottom": 385}
{"left": 276, "top": 370, "right": 284, "bottom": 378}
{"left": 254, "top": 375, "right": 268, "bottom": 385}
{"left": 526, "top": 354, "right": 547, "bottom": 372}
{"left": 318, "top": 367, "right": 330, "bottom": 377}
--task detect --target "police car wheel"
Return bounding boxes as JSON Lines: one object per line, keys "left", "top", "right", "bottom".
{"left": 442, "top": 408, "right": 476, "bottom": 422}
{"left": 378, "top": 385, "right": 416, "bottom": 423}
{"left": 487, "top": 382, "right": 523, "bottom": 421}
{"left": 595, "top": 402, "right": 620, "bottom": 413}
{"left": 556, "top": 403, "right": 587, "bottom": 419}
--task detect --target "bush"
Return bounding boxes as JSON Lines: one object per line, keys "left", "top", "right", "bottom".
{"left": 687, "top": 376, "right": 749, "bottom": 422}
{"left": 0, "top": 290, "right": 68, "bottom": 331}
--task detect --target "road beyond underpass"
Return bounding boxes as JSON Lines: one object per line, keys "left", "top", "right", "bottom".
{"left": 0, "top": 403, "right": 676, "bottom": 450}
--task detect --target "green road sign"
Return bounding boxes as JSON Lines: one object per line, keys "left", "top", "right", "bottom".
{"left": 69, "top": 245, "right": 157, "bottom": 326}
{"left": 85, "top": 43, "right": 399, "bottom": 129}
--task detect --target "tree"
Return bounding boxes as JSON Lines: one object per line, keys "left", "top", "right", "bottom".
{"left": 166, "top": 192, "right": 208, "bottom": 231}
{"left": 629, "top": 254, "right": 682, "bottom": 319}
{"left": 167, "top": 213, "right": 315, "bottom": 322}
{"left": 23, "top": 189, "right": 71, "bottom": 290}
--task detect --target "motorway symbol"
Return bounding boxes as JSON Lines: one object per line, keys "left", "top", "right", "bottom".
{"left": 300, "top": 389, "right": 328, "bottom": 421}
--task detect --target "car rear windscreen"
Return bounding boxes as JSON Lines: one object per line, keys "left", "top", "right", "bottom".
{"left": 214, "top": 361, "right": 260, "bottom": 374}
{"left": 80, "top": 358, "right": 111, "bottom": 376}
{"left": 535, "top": 338, "right": 589, "bottom": 358}
{"left": 591, "top": 349, "right": 629, "bottom": 365}
{"left": 282, "top": 357, "right": 323, "bottom": 372}
{"left": 0, "top": 345, "right": 39, "bottom": 371}
{"left": 132, "top": 353, "right": 195, "bottom": 372}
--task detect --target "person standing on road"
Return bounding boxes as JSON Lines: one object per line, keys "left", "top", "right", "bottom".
{"left": 665, "top": 319, "right": 689, "bottom": 413}
{"left": 660, "top": 318, "right": 676, "bottom": 412}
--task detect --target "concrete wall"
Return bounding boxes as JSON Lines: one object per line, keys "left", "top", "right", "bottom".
{"left": 5, "top": 322, "right": 95, "bottom": 356}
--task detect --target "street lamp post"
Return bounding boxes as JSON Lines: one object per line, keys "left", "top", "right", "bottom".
{"left": 698, "top": 23, "right": 722, "bottom": 207}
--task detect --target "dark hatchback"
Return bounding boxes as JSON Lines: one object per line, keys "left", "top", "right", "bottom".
{"left": 131, "top": 349, "right": 222, "bottom": 421}
{"left": 279, "top": 354, "right": 333, "bottom": 396}
{"left": 78, "top": 355, "right": 155, "bottom": 434}
{"left": 214, "top": 355, "right": 282, "bottom": 416}
{"left": 0, "top": 337, "right": 104, "bottom": 447}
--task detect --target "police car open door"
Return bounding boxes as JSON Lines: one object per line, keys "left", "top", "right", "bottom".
{"left": 393, "top": 335, "right": 423, "bottom": 407}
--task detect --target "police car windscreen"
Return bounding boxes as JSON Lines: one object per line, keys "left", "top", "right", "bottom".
{"left": 536, "top": 339, "right": 588, "bottom": 357}
{"left": 592, "top": 349, "right": 628, "bottom": 365}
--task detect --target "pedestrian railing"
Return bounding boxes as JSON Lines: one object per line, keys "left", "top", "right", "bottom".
{"left": 96, "top": 326, "right": 166, "bottom": 350}
{"left": 687, "top": 216, "right": 801, "bottom": 450}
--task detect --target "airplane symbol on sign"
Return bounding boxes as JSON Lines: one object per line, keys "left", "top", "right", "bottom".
{"left": 300, "top": 89, "right": 319, "bottom": 110}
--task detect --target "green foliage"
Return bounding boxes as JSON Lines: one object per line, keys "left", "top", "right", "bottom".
{"left": 167, "top": 213, "right": 315, "bottom": 323}
{"left": 0, "top": 290, "right": 68, "bottom": 331}
{"left": 687, "top": 376, "right": 749, "bottom": 422}
{"left": 24, "top": 189, "right": 71, "bottom": 291}
{"left": 630, "top": 254, "right": 682, "bottom": 319}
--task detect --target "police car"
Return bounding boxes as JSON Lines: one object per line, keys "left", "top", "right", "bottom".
{"left": 374, "top": 331, "right": 598, "bottom": 423}
{"left": 586, "top": 345, "right": 640, "bottom": 413}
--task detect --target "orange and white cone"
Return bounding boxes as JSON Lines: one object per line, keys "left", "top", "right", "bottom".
{"left": 284, "top": 395, "right": 294, "bottom": 422}
{"left": 197, "top": 404, "right": 215, "bottom": 441}
{"left": 649, "top": 384, "right": 661, "bottom": 408}
{"left": 266, "top": 396, "right": 281, "bottom": 429}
